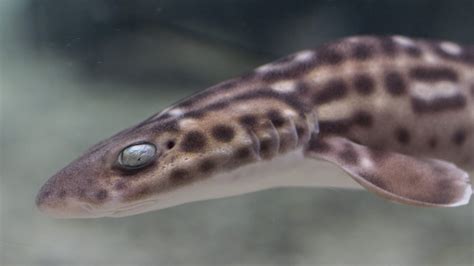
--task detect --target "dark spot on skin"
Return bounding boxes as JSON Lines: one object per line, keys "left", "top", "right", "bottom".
{"left": 318, "top": 47, "right": 344, "bottom": 65}
{"left": 199, "top": 159, "right": 216, "bottom": 173}
{"left": 95, "top": 189, "right": 108, "bottom": 201}
{"left": 338, "top": 143, "right": 359, "bottom": 165}
{"left": 235, "top": 147, "right": 251, "bottom": 160}
{"left": 313, "top": 79, "right": 348, "bottom": 104}
{"left": 185, "top": 110, "right": 205, "bottom": 119}
{"left": 353, "top": 74, "right": 375, "bottom": 95}
{"left": 428, "top": 137, "right": 438, "bottom": 149}
{"left": 205, "top": 101, "right": 231, "bottom": 112}
{"left": 384, "top": 71, "right": 406, "bottom": 95}
{"left": 395, "top": 127, "right": 410, "bottom": 145}
{"left": 411, "top": 95, "right": 466, "bottom": 113}
{"left": 211, "top": 124, "right": 235, "bottom": 143}
{"left": 319, "top": 119, "right": 352, "bottom": 135}
{"left": 296, "top": 126, "right": 306, "bottom": 138}
{"left": 267, "top": 110, "right": 285, "bottom": 127}
{"left": 239, "top": 114, "right": 258, "bottom": 128}
{"left": 409, "top": 66, "right": 459, "bottom": 82}
{"left": 259, "top": 139, "right": 273, "bottom": 155}
{"left": 353, "top": 111, "right": 373, "bottom": 127}
{"left": 306, "top": 135, "right": 331, "bottom": 153}
{"left": 452, "top": 129, "right": 467, "bottom": 146}
{"left": 470, "top": 84, "right": 474, "bottom": 98}
{"left": 232, "top": 89, "right": 311, "bottom": 114}
{"left": 280, "top": 92, "right": 312, "bottom": 114}
{"left": 170, "top": 168, "right": 189, "bottom": 181}
{"left": 352, "top": 43, "right": 373, "bottom": 60}
{"left": 380, "top": 37, "right": 398, "bottom": 56}
{"left": 181, "top": 130, "right": 207, "bottom": 152}
{"left": 405, "top": 46, "right": 422, "bottom": 57}
{"left": 59, "top": 190, "right": 66, "bottom": 199}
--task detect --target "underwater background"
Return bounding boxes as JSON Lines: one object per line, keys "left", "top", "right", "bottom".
{"left": 1, "top": 0, "right": 473, "bottom": 265}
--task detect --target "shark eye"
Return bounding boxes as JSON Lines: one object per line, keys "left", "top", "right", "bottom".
{"left": 118, "top": 143, "right": 156, "bottom": 169}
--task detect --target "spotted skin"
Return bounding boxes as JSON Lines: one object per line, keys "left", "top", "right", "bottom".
{"left": 36, "top": 36, "right": 473, "bottom": 218}
{"left": 305, "top": 136, "right": 470, "bottom": 206}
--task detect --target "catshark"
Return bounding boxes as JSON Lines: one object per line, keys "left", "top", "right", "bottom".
{"left": 36, "top": 35, "right": 473, "bottom": 218}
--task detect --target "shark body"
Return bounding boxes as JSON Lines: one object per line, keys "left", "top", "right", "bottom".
{"left": 36, "top": 36, "right": 474, "bottom": 218}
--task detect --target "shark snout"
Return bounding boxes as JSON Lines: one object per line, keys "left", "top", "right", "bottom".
{"left": 36, "top": 189, "right": 93, "bottom": 218}
{"left": 35, "top": 174, "right": 96, "bottom": 218}
{"left": 36, "top": 162, "right": 115, "bottom": 218}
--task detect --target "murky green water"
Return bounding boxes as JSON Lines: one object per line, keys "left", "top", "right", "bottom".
{"left": 1, "top": 1, "right": 473, "bottom": 265}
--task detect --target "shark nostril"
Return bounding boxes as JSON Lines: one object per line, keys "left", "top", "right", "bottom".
{"left": 166, "top": 140, "right": 176, "bottom": 149}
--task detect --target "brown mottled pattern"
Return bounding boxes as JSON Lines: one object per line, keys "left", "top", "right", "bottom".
{"left": 319, "top": 119, "right": 352, "bottom": 135}
{"left": 409, "top": 66, "right": 459, "bottom": 82}
{"left": 338, "top": 143, "right": 359, "bottom": 164}
{"left": 351, "top": 43, "right": 374, "bottom": 60}
{"left": 353, "top": 73, "right": 375, "bottom": 95}
{"left": 384, "top": 71, "right": 407, "bottom": 95}
{"left": 180, "top": 131, "right": 207, "bottom": 152}
{"left": 36, "top": 35, "right": 474, "bottom": 218}
{"left": 452, "top": 129, "right": 467, "bottom": 146}
{"left": 395, "top": 127, "right": 411, "bottom": 145}
{"left": 211, "top": 124, "right": 235, "bottom": 143}
{"left": 313, "top": 79, "right": 348, "bottom": 104}
{"left": 352, "top": 111, "right": 373, "bottom": 128}
{"left": 306, "top": 136, "right": 471, "bottom": 206}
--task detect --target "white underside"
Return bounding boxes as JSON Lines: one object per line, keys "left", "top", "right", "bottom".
{"left": 108, "top": 149, "right": 362, "bottom": 217}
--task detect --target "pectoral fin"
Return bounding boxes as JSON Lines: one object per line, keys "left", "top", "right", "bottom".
{"left": 304, "top": 135, "right": 472, "bottom": 207}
